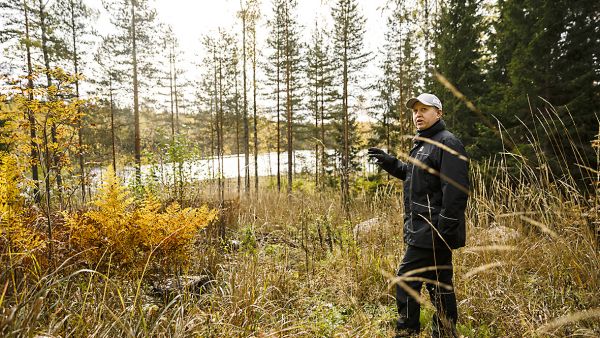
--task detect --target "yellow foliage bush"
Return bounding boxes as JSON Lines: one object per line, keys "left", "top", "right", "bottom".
{"left": 0, "top": 154, "right": 42, "bottom": 253}
{"left": 64, "top": 168, "right": 218, "bottom": 272}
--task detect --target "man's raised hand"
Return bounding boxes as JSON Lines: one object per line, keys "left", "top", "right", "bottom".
{"left": 367, "top": 147, "right": 394, "bottom": 166}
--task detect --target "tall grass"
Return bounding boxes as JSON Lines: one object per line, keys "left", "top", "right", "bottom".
{"left": 1, "top": 109, "right": 598, "bottom": 337}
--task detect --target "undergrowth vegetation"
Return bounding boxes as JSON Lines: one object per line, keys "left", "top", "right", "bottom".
{"left": 0, "top": 118, "right": 599, "bottom": 337}
{"left": 64, "top": 168, "right": 218, "bottom": 273}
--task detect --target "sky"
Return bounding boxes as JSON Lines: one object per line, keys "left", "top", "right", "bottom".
{"left": 86, "top": 0, "right": 393, "bottom": 120}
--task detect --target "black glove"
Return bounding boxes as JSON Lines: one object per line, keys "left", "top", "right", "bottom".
{"left": 367, "top": 147, "right": 395, "bottom": 166}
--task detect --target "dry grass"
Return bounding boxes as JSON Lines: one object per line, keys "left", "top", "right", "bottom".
{"left": 1, "top": 115, "right": 599, "bottom": 337}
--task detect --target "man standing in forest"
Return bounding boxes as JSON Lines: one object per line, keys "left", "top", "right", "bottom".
{"left": 368, "top": 93, "right": 469, "bottom": 338}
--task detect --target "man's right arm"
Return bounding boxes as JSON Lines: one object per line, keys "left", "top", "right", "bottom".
{"left": 380, "top": 158, "right": 408, "bottom": 180}
{"left": 368, "top": 147, "right": 408, "bottom": 180}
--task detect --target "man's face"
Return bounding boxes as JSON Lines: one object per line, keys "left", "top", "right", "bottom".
{"left": 412, "top": 101, "right": 442, "bottom": 131}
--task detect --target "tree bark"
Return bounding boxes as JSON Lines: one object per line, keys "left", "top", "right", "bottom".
{"left": 241, "top": 2, "right": 250, "bottom": 195}
{"left": 37, "top": 0, "right": 63, "bottom": 207}
{"left": 68, "top": 0, "right": 86, "bottom": 202}
{"left": 24, "top": 0, "right": 41, "bottom": 204}
{"left": 131, "top": 0, "right": 141, "bottom": 185}
{"left": 284, "top": 2, "right": 292, "bottom": 195}
{"left": 252, "top": 24, "right": 259, "bottom": 196}
{"left": 109, "top": 76, "right": 117, "bottom": 172}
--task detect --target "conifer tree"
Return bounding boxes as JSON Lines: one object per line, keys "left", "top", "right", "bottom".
{"left": 0, "top": 0, "right": 41, "bottom": 203}
{"left": 102, "top": 0, "right": 160, "bottom": 185}
{"left": 331, "top": 0, "right": 369, "bottom": 209}
{"left": 265, "top": 0, "right": 284, "bottom": 192}
{"left": 432, "top": 0, "right": 486, "bottom": 157}
{"left": 94, "top": 36, "right": 127, "bottom": 174}
{"left": 373, "top": 2, "right": 421, "bottom": 158}
{"left": 239, "top": 0, "right": 251, "bottom": 195}
{"left": 306, "top": 20, "right": 336, "bottom": 187}
{"left": 248, "top": 0, "right": 260, "bottom": 195}
{"left": 266, "top": 0, "right": 302, "bottom": 194}
{"left": 34, "top": 0, "right": 69, "bottom": 206}
{"left": 487, "top": 0, "right": 599, "bottom": 175}
{"left": 55, "top": 0, "right": 97, "bottom": 202}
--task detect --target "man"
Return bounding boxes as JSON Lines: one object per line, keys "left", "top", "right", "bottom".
{"left": 368, "top": 93, "right": 469, "bottom": 337}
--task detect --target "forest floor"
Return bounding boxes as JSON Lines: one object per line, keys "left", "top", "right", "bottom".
{"left": 1, "top": 172, "right": 599, "bottom": 337}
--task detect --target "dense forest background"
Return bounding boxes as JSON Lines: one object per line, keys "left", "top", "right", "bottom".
{"left": 0, "top": 1, "right": 599, "bottom": 336}
{"left": 1, "top": 0, "right": 598, "bottom": 205}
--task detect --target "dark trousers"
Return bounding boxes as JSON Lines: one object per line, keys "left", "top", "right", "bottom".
{"left": 396, "top": 245, "right": 457, "bottom": 335}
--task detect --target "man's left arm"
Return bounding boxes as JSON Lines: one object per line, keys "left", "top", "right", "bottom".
{"left": 438, "top": 137, "right": 469, "bottom": 245}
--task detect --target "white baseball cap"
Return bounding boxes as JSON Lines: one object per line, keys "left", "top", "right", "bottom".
{"left": 406, "top": 93, "right": 443, "bottom": 110}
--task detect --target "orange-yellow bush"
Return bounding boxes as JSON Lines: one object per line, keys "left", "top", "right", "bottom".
{"left": 64, "top": 168, "right": 217, "bottom": 272}
{"left": 0, "top": 154, "right": 43, "bottom": 254}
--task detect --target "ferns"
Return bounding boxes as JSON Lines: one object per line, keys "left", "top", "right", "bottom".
{"left": 64, "top": 168, "right": 217, "bottom": 273}
{"left": 0, "top": 154, "right": 43, "bottom": 254}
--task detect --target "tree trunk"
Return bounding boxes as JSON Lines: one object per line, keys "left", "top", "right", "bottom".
{"left": 241, "top": 4, "right": 250, "bottom": 195}
{"left": 252, "top": 26, "right": 259, "bottom": 196}
{"left": 169, "top": 44, "right": 175, "bottom": 142}
{"left": 69, "top": 0, "right": 85, "bottom": 202}
{"left": 284, "top": 3, "right": 292, "bottom": 195}
{"left": 24, "top": 0, "right": 41, "bottom": 204}
{"left": 38, "top": 0, "right": 63, "bottom": 207}
{"left": 173, "top": 44, "right": 180, "bottom": 135}
{"left": 341, "top": 3, "right": 350, "bottom": 214}
{"left": 320, "top": 62, "right": 326, "bottom": 189}
{"left": 109, "top": 76, "right": 117, "bottom": 172}
{"left": 235, "top": 59, "right": 241, "bottom": 195}
{"left": 276, "top": 21, "right": 281, "bottom": 193}
{"left": 131, "top": 1, "right": 141, "bottom": 185}
{"left": 313, "top": 38, "right": 319, "bottom": 188}
{"left": 214, "top": 45, "right": 223, "bottom": 204}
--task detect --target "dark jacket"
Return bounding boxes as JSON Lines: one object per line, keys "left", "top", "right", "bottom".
{"left": 381, "top": 119, "right": 469, "bottom": 249}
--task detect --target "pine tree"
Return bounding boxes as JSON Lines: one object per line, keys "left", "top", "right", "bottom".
{"left": 265, "top": 0, "right": 284, "bottom": 192}
{"left": 266, "top": 0, "right": 303, "bottom": 194}
{"left": 0, "top": 0, "right": 41, "bottom": 203}
{"left": 55, "top": 0, "right": 97, "bottom": 202}
{"left": 102, "top": 0, "right": 160, "bottom": 185}
{"left": 248, "top": 0, "right": 260, "bottom": 196}
{"left": 306, "top": 20, "right": 337, "bottom": 188}
{"left": 94, "top": 36, "right": 127, "bottom": 173}
{"left": 33, "top": 0, "right": 70, "bottom": 207}
{"left": 239, "top": 0, "right": 251, "bottom": 195}
{"left": 372, "top": 2, "right": 422, "bottom": 159}
{"left": 331, "top": 0, "right": 369, "bottom": 209}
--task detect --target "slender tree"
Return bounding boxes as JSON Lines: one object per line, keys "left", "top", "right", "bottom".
{"left": 265, "top": 0, "right": 284, "bottom": 192}
{"left": 331, "top": 0, "right": 369, "bottom": 209}
{"left": 265, "top": 0, "right": 302, "bottom": 194}
{"left": 34, "top": 0, "right": 68, "bottom": 207}
{"left": 55, "top": 0, "right": 97, "bottom": 202}
{"left": 372, "top": 1, "right": 421, "bottom": 156}
{"left": 306, "top": 20, "right": 336, "bottom": 187}
{"left": 248, "top": 0, "right": 260, "bottom": 195}
{"left": 239, "top": 0, "right": 251, "bottom": 195}
{"left": 0, "top": 0, "right": 41, "bottom": 203}
{"left": 95, "top": 37, "right": 123, "bottom": 173}
{"left": 102, "top": 0, "right": 159, "bottom": 185}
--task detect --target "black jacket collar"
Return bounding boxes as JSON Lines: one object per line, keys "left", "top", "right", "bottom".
{"left": 416, "top": 119, "right": 446, "bottom": 140}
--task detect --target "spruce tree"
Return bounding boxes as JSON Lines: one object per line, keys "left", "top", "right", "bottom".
{"left": 432, "top": 0, "right": 487, "bottom": 157}
{"left": 487, "top": 0, "right": 599, "bottom": 182}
